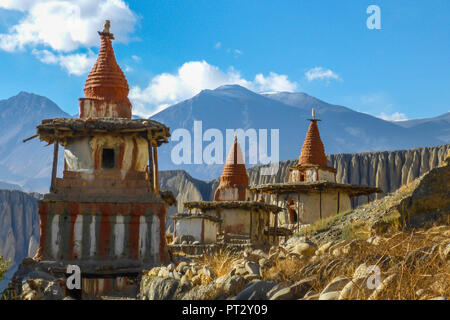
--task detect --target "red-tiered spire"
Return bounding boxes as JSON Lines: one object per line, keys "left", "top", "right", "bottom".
{"left": 81, "top": 21, "right": 131, "bottom": 118}
{"left": 214, "top": 136, "right": 249, "bottom": 201}
{"left": 298, "top": 109, "right": 328, "bottom": 167}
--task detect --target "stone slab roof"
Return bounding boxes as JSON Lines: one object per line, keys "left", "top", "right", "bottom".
{"left": 249, "top": 181, "right": 383, "bottom": 197}
{"left": 35, "top": 117, "right": 170, "bottom": 145}
{"left": 183, "top": 201, "right": 283, "bottom": 213}
{"left": 171, "top": 213, "right": 222, "bottom": 222}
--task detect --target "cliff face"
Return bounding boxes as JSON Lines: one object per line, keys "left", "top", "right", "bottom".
{"left": 159, "top": 145, "right": 450, "bottom": 212}
{"left": 159, "top": 170, "right": 212, "bottom": 230}
{"left": 0, "top": 190, "right": 40, "bottom": 291}
{"left": 247, "top": 145, "right": 450, "bottom": 192}
{"left": 0, "top": 191, "right": 40, "bottom": 263}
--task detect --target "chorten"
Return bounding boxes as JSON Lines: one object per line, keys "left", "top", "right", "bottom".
{"left": 29, "top": 21, "right": 173, "bottom": 297}
{"left": 180, "top": 139, "right": 283, "bottom": 246}
{"left": 289, "top": 108, "right": 337, "bottom": 182}
{"left": 214, "top": 136, "right": 250, "bottom": 201}
{"left": 80, "top": 21, "right": 131, "bottom": 118}
{"left": 251, "top": 109, "right": 382, "bottom": 226}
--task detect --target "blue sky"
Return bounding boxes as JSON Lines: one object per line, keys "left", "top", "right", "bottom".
{"left": 0, "top": 0, "right": 448, "bottom": 120}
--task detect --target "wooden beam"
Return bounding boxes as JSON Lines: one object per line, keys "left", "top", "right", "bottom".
{"left": 147, "top": 138, "right": 154, "bottom": 192}
{"left": 23, "top": 134, "right": 38, "bottom": 143}
{"left": 297, "top": 193, "right": 300, "bottom": 233}
{"left": 153, "top": 145, "right": 159, "bottom": 193}
{"left": 50, "top": 140, "right": 59, "bottom": 193}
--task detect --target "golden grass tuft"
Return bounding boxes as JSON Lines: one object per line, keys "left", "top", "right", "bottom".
{"left": 198, "top": 249, "right": 241, "bottom": 279}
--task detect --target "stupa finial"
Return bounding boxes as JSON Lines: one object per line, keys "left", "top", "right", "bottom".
{"left": 102, "top": 20, "right": 111, "bottom": 33}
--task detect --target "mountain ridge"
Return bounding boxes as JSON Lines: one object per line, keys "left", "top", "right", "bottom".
{"left": 151, "top": 85, "right": 447, "bottom": 180}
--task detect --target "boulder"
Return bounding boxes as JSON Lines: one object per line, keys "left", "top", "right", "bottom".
{"left": 243, "top": 274, "right": 260, "bottom": 282}
{"left": 258, "top": 258, "right": 270, "bottom": 269}
{"left": 368, "top": 274, "right": 397, "bottom": 300}
{"left": 319, "top": 291, "right": 341, "bottom": 300}
{"left": 353, "top": 263, "right": 369, "bottom": 280}
{"left": 320, "top": 276, "right": 350, "bottom": 295}
{"left": 180, "top": 283, "right": 219, "bottom": 300}
{"left": 303, "top": 293, "right": 320, "bottom": 300}
{"left": 439, "top": 240, "right": 450, "bottom": 261}
{"left": 270, "top": 276, "right": 316, "bottom": 300}
{"left": 245, "top": 261, "right": 260, "bottom": 276}
{"left": 398, "top": 160, "right": 450, "bottom": 228}
{"left": 21, "top": 277, "right": 65, "bottom": 301}
{"left": 316, "top": 241, "right": 334, "bottom": 255}
{"left": 235, "top": 280, "right": 277, "bottom": 300}
{"left": 140, "top": 277, "right": 180, "bottom": 300}
{"left": 303, "top": 290, "right": 317, "bottom": 298}
{"left": 219, "top": 275, "right": 247, "bottom": 296}
{"left": 291, "top": 242, "right": 317, "bottom": 257}
{"left": 339, "top": 278, "right": 372, "bottom": 300}
{"left": 176, "top": 261, "right": 188, "bottom": 272}
{"left": 265, "top": 284, "right": 284, "bottom": 299}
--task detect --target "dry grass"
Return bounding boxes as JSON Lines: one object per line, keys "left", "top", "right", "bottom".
{"left": 198, "top": 249, "right": 241, "bottom": 279}
{"left": 297, "top": 209, "right": 353, "bottom": 238}
{"left": 262, "top": 226, "right": 449, "bottom": 299}
{"left": 341, "top": 221, "right": 372, "bottom": 241}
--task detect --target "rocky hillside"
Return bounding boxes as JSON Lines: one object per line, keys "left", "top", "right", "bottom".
{"left": 0, "top": 190, "right": 40, "bottom": 291}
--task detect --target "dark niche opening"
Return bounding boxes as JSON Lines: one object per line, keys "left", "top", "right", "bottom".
{"left": 102, "top": 148, "right": 116, "bottom": 169}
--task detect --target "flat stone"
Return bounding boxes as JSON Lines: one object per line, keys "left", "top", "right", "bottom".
{"left": 291, "top": 242, "right": 317, "bottom": 257}
{"left": 243, "top": 274, "right": 260, "bottom": 281}
{"left": 270, "top": 276, "right": 316, "bottom": 300}
{"left": 221, "top": 275, "right": 247, "bottom": 296}
{"left": 140, "top": 277, "right": 179, "bottom": 300}
{"left": 353, "top": 263, "right": 369, "bottom": 280}
{"left": 320, "top": 276, "right": 350, "bottom": 295}
{"left": 245, "top": 261, "right": 260, "bottom": 276}
{"left": 339, "top": 278, "right": 371, "bottom": 300}
{"left": 316, "top": 241, "right": 334, "bottom": 255}
{"left": 235, "top": 280, "right": 277, "bottom": 300}
{"left": 319, "top": 291, "right": 341, "bottom": 300}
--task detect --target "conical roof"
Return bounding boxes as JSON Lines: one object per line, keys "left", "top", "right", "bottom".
{"left": 83, "top": 29, "right": 130, "bottom": 106}
{"left": 219, "top": 137, "right": 249, "bottom": 187}
{"left": 298, "top": 119, "right": 328, "bottom": 167}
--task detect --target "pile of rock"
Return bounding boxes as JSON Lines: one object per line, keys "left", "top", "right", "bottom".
{"left": 140, "top": 223, "right": 450, "bottom": 300}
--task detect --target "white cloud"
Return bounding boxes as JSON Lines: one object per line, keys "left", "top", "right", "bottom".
{"left": 0, "top": 0, "right": 137, "bottom": 75}
{"left": 305, "top": 67, "right": 341, "bottom": 82}
{"left": 131, "top": 54, "right": 141, "bottom": 62}
{"left": 377, "top": 112, "right": 408, "bottom": 121}
{"left": 129, "top": 60, "right": 298, "bottom": 117}
{"left": 0, "top": 0, "right": 137, "bottom": 52}
{"left": 344, "top": 92, "right": 409, "bottom": 122}
{"left": 214, "top": 42, "right": 221, "bottom": 49}
{"left": 254, "top": 72, "right": 297, "bottom": 92}
{"left": 32, "top": 49, "right": 96, "bottom": 75}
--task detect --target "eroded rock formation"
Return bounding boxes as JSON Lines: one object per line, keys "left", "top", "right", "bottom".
{"left": 0, "top": 190, "right": 40, "bottom": 290}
